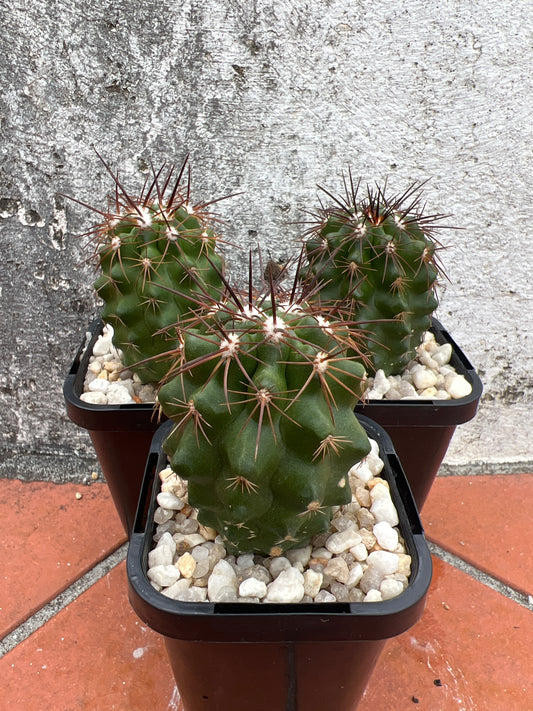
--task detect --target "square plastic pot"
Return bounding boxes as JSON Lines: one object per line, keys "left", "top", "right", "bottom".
{"left": 355, "top": 318, "right": 483, "bottom": 509}
{"left": 63, "top": 319, "right": 163, "bottom": 536}
{"left": 127, "top": 415, "right": 432, "bottom": 711}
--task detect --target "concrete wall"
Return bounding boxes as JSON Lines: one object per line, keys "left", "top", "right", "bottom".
{"left": 1, "top": 0, "right": 532, "bottom": 480}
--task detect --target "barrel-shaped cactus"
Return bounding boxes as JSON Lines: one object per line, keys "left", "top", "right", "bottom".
{"left": 81, "top": 157, "right": 227, "bottom": 382}
{"left": 301, "top": 177, "right": 447, "bottom": 376}
{"left": 157, "top": 266, "right": 371, "bottom": 556}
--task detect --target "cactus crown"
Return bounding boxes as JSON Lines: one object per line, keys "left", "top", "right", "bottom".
{"left": 71, "top": 154, "right": 230, "bottom": 383}
{"left": 156, "top": 257, "right": 371, "bottom": 556}
{"left": 301, "top": 174, "right": 449, "bottom": 376}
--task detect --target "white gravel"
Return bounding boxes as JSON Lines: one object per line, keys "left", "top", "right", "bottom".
{"left": 363, "top": 331, "right": 472, "bottom": 401}
{"left": 147, "top": 438, "right": 414, "bottom": 604}
{"left": 82, "top": 324, "right": 472, "bottom": 404}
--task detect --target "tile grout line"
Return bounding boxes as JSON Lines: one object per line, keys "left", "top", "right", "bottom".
{"left": 2, "top": 539, "right": 531, "bottom": 660}
{"left": 438, "top": 464, "right": 533, "bottom": 477}
{"left": 428, "top": 541, "right": 533, "bottom": 611}
{"left": 0, "top": 542, "right": 128, "bottom": 659}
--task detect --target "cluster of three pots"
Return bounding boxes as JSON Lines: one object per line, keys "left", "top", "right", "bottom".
{"left": 63, "top": 160, "right": 482, "bottom": 710}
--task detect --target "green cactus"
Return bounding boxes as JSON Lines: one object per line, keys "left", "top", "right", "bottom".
{"left": 157, "top": 263, "right": 371, "bottom": 556}
{"left": 78, "top": 156, "right": 227, "bottom": 383}
{"left": 301, "top": 177, "right": 447, "bottom": 376}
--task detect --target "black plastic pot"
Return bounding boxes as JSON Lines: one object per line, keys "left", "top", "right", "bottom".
{"left": 127, "top": 415, "right": 432, "bottom": 711}
{"left": 63, "top": 319, "right": 163, "bottom": 536}
{"left": 355, "top": 318, "right": 483, "bottom": 509}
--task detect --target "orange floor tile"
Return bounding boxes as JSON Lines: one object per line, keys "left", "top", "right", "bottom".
{"left": 2, "top": 556, "right": 532, "bottom": 710}
{"left": 422, "top": 473, "right": 533, "bottom": 596}
{"left": 360, "top": 557, "right": 533, "bottom": 711}
{"left": 1, "top": 562, "right": 178, "bottom": 711}
{"left": 0, "top": 479, "right": 126, "bottom": 639}
{"left": 1, "top": 473, "right": 532, "bottom": 710}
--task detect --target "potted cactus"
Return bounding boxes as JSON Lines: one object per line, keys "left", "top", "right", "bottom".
{"left": 126, "top": 263, "right": 432, "bottom": 711}
{"left": 156, "top": 262, "right": 372, "bottom": 556}
{"left": 65, "top": 159, "right": 481, "bottom": 539}
{"left": 300, "top": 176, "right": 482, "bottom": 506}
{"left": 63, "top": 155, "right": 231, "bottom": 534}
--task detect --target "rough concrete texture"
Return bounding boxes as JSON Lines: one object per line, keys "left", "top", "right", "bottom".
{"left": 1, "top": 0, "right": 532, "bottom": 480}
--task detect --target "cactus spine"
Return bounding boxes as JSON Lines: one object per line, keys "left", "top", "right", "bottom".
{"left": 83, "top": 157, "right": 227, "bottom": 383}
{"left": 302, "top": 177, "right": 447, "bottom": 376}
{"left": 157, "top": 263, "right": 371, "bottom": 556}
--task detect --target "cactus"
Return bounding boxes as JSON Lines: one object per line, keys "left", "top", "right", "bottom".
{"left": 157, "top": 261, "right": 371, "bottom": 556}
{"left": 76, "top": 156, "right": 228, "bottom": 383}
{"left": 301, "top": 176, "right": 447, "bottom": 376}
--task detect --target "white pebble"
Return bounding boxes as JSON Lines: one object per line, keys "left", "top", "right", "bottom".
{"left": 326, "top": 528, "right": 363, "bottom": 555}
{"left": 324, "top": 557, "right": 350, "bottom": 584}
{"left": 148, "top": 545, "right": 173, "bottom": 568}
{"left": 160, "top": 579, "right": 191, "bottom": 599}
{"left": 148, "top": 533, "right": 175, "bottom": 567}
{"left": 135, "top": 384, "right": 157, "bottom": 402}
{"left": 380, "top": 578, "right": 405, "bottom": 600}
{"left": 349, "top": 461, "right": 373, "bottom": 483}
{"left": 177, "top": 552, "right": 197, "bottom": 578}
{"left": 445, "top": 373, "right": 472, "bottom": 399}
{"left": 397, "top": 380, "right": 419, "bottom": 398}
{"left": 433, "top": 343, "right": 453, "bottom": 366}
{"left": 397, "top": 554, "right": 412, "bottom": 577}
{"left": 192, "top": 559, "right": 210, "bottom": 579}
{"left": 359, "top": 566, "right": 385, "bottom": 593}
{"left": 212, "top": 586, "right": 238, "bottom": 602}
{"left": 236, "top": 553, "right": 255, "bottom": 569}
{"left": 366, "top": 452, "right": 385, "bottom": 477}
{"left": 314, "top": 589, "right": 337, "bottom": 603}
{"left": 156, "top": 531, "right": 176, "bottom": 552}
{"left": 172, "top": 587, "right": 208, "bottom": 602}
{"left": 286, "top": 545, "right": 312, "bottom": 567}
{"left": 417, "top": 350, "right": 439, "bottom": 370}
{"left": 118, "top": 378, "right": 136, "bottom": 396}
{"left": 106, "top": 384, "right": 134, "bottom": 404}
{"left": 349, "top": 542, "right": 368, "bottom": 561}
{"left": 371, "top": 497, "right": 399, "bottom": 526}
{"left": 367, "top": 550, "right": 400, "bottom": 575}
{"left": 384, "top": 384, "right": 402, "bottom": 400}
{"left": 92, "top": 334, "right": 113, "bottom": 356}
{"left": 154, "top": 507, "right": 174, "bottom": 525}
{"left": 147, "top": 564, "right": 180, "bottom": 587}
{"left": 79, "top": 391, "right": 108, "bottom": 405}
{"left": 363, "top": 589, "right": 383, "bottom": 602}
{"left": 88, "top": 378, "right": 110, "bottom": 393}
{"left": 208, "top": 560, "right": 238, "bottom": 602}
{"left": 369, "top": 483, "right": 390, "bottom": 502}
{"left": 346, "top": 562, "right": 364, "bottom": 588}
{"left": 311, "top": 546, "right": 332, "bottom": 561}
{"left": 368, "top": 439, "right": 380, "bottom": 457}
{"left": 157, "top": 491, "right": 186, "bottom": 511}
{"left": 371, "top": 369, "right": 390, "bottom": 396}
{"left": 239, "top": 577, "right": 267, "bottom": 599}
{"left": 373, "top": 521, "right": 399, "bottom": 551}
{"left": 411, "top": 367, "right": 438, "bottom": 390}
{"left": 269, "top": 556, "right": 291, "bottom": 578}
{"left": 303, "top": 569, "right": 323, "bottom": 598}
{"left": 265, "top": 567, "right": 304, "bottom": 603}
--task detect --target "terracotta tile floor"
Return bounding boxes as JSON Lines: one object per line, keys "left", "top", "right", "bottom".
{"left": 1, "top": 473, "right": 532, "bottom": 710}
